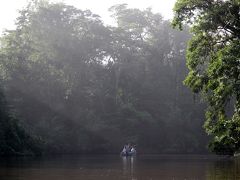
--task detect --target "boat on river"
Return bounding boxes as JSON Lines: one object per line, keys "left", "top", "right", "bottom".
{"left": 120, "top": 151, "right": 136, "bottom": 157}
{"left": 120, "top": 146, "right": 136, "bottom": 157}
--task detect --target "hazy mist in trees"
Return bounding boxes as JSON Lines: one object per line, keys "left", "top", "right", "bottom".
{"left": 0, "top": 1, "right": 208, "bottom": 155}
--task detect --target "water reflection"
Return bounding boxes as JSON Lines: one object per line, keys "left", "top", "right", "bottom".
{"left": 0, "top": 155, "right": 240, "bottom": 180}
{"left": 122, "top": 156, "right": 137, "bottom": 180}
{"left": 206, "top": 157, "right": 240, "bottom": 180}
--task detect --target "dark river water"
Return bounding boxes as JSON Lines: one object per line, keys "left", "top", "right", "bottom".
{"left": 0, "top": 155, "right": 239, "bottom": 180}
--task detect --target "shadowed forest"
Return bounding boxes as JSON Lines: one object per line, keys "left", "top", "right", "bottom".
{"left": 0, "top": 1, "right": 208, "bottom": 155}
{"left": 1, "top": 0, "right": 239, "bottom": 156}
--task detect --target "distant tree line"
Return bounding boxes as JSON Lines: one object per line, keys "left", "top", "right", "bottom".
{"left": 0, "top": 1, "right": 209, "bottom": 155}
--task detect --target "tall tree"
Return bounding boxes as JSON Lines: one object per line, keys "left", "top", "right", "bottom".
{"left": 173, "top": 0, "right": 240, "bottom": 155}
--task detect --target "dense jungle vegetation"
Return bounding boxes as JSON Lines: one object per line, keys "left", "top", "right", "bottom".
{"left": 3, "top": 0, "right": 236, "bottom": 155}
{"left": 173, "top": 0, "right": 240, "bottom": 155}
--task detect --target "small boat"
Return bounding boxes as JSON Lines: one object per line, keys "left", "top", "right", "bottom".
{"left": 234, "top": 152, "right": 240, "bottom": 157}
{"left": 120, "top": 151, "right": 136, "bottom": 157}
{"left": 120, "top": 148, "right": 136, "bottom": 156}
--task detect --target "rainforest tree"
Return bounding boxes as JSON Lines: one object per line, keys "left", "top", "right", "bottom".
{"left": 173, "top": 0, "right": 240, "bottom": 155}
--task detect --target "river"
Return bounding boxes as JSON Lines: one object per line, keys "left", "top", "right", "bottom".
{"left": 0, "top": 155, "right": 239, "bottom": 180}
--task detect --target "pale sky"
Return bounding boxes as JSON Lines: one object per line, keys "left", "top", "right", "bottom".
{"left": 0, "top": 0, "right": 176, "bottom": 33}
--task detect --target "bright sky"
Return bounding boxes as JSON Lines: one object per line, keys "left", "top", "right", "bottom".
{"left": 0, "top": 0, "right": 176, "bottom": 33}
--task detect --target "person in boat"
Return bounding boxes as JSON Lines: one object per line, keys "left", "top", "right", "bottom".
{"left": 121, "top": 145, "right": 127, "bottom": 156}
{"left": 121, "top": 143, "right": 136, "bottom": 156}
{"left": 130, "top": 146, "right": 136, "bottom": 155}
{"left": 125, "top": 143, "right": 131, "bottom": 155}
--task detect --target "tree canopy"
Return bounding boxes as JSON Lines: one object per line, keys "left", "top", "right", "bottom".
{"left": 173, "top": 0, "right": 240, "bottom": 155}
{"left": 0, "top": 1, "right": 208, "bottom": 155}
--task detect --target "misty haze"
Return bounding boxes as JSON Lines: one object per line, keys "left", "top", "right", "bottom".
{"left": 0, "top": 0, "right": 239, "bottom": 180}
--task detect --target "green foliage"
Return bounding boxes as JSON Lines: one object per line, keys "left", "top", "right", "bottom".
{"left": 208, "top": 113, "right": 240, "bottom": 155}
{"left": 0, "top": 87, "right": 42, "bottom": 156}
{"left": 173, "top": 0, "right": 240, "bottom": 155}
{"left": 0, "top": 1, "right": 208, "bottom": 154}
